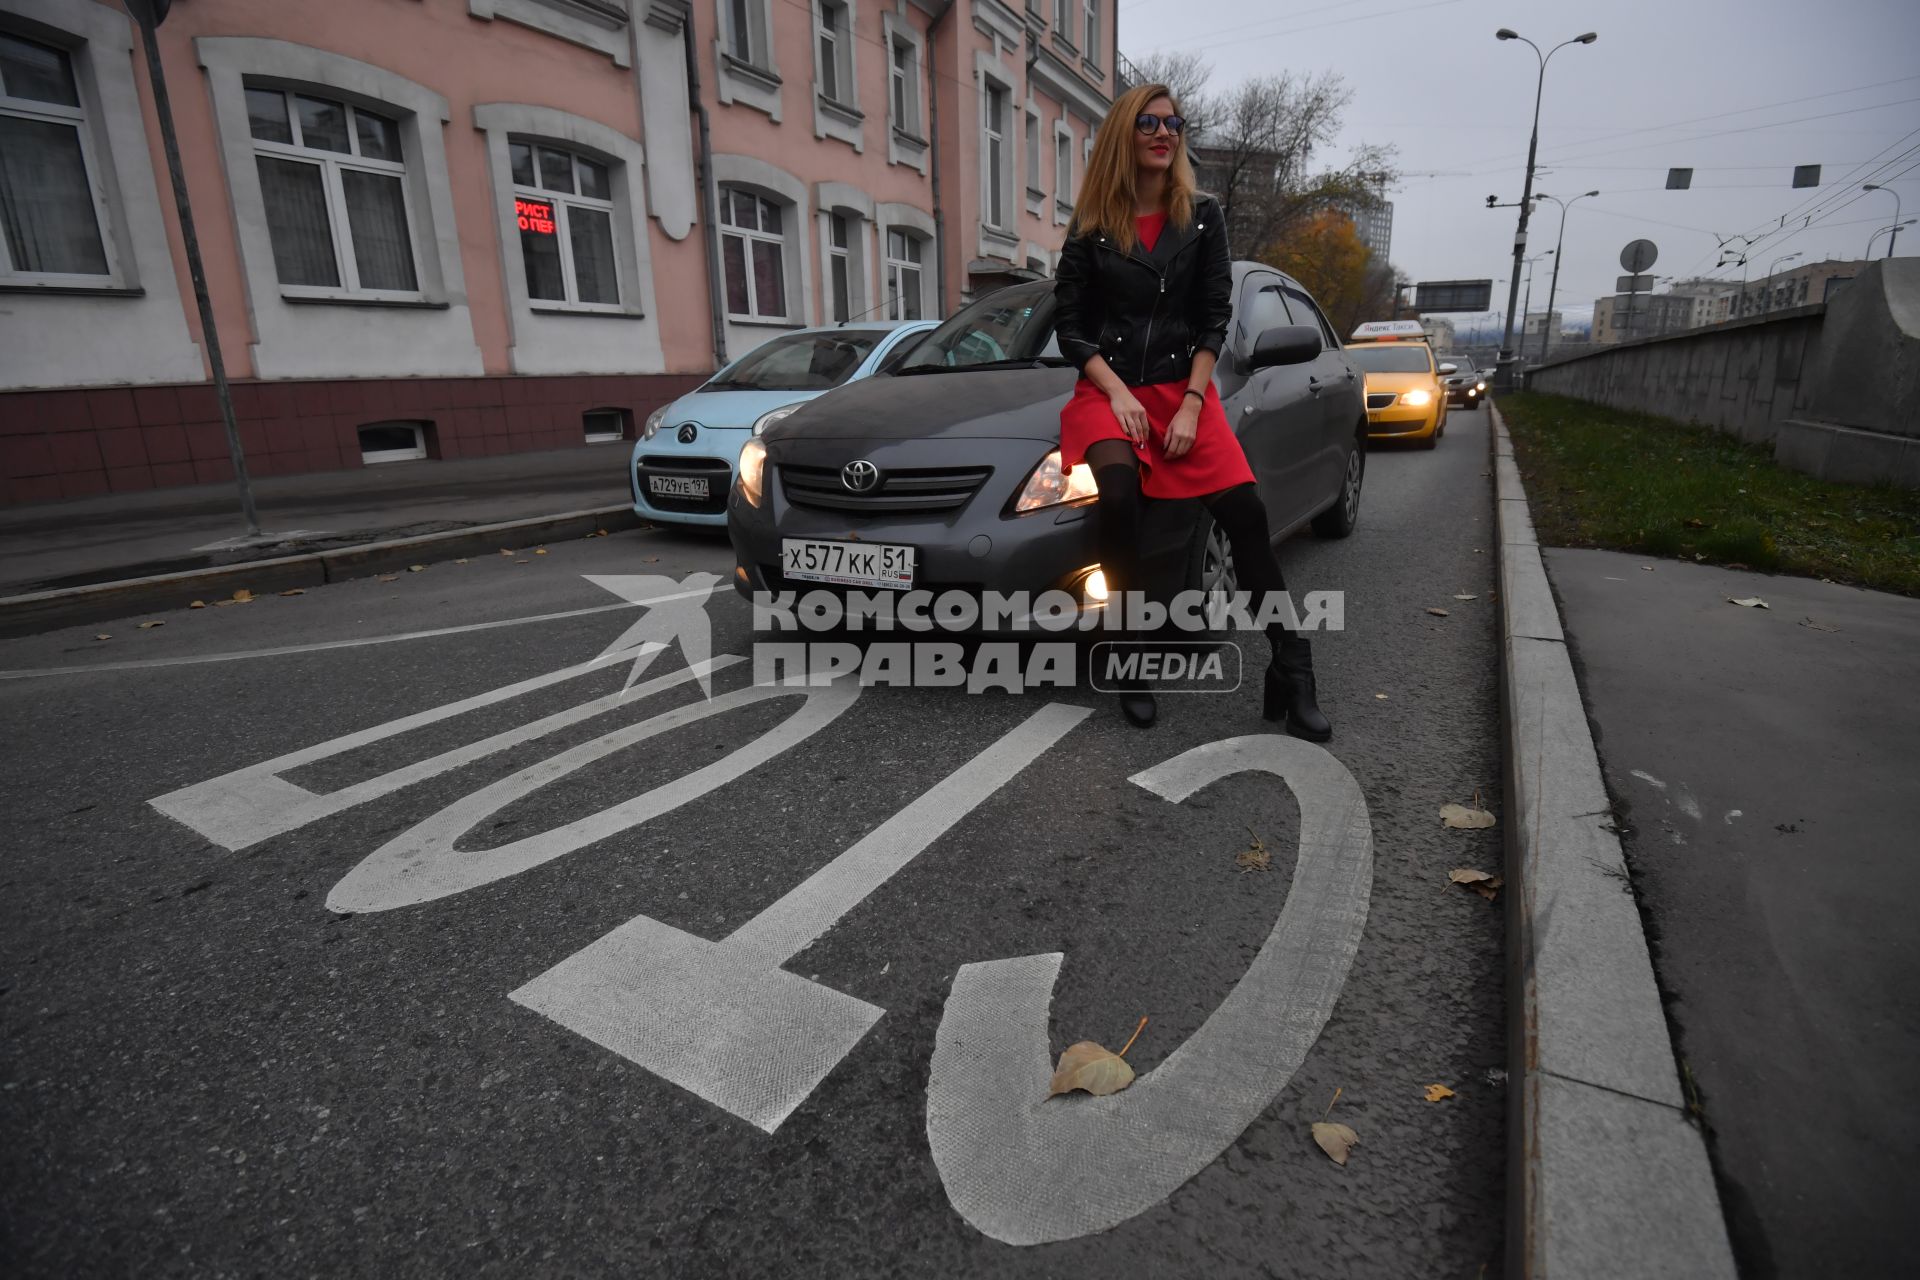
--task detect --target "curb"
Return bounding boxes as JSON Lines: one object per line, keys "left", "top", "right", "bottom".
{"left": 1491, "top": 402, "right": 1738, "bottom": 1279}
{"left": 0, "top": 505, "right": 642, "bottom": 639}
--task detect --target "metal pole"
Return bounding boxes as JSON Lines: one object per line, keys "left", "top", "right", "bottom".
{"left": 1865, "top": 184, "right": 1902, "bottom": 258}
{"left": 1536, "top": 191, "right": 1593, "bottom": 363}
{"left": 1493, "top": 51, "right": 1544, "bottom": 391}
{"left": 129, "top": 4, "right": 258, "bottom": 535}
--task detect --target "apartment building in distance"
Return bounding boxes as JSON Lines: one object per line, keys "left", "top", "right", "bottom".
{"left": 0, "top": 0, "right": 1116, "bottom": 503}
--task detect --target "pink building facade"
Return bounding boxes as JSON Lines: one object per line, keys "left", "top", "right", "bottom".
{"left": 0, "top": 0, "right": 1116, "bottom": 504}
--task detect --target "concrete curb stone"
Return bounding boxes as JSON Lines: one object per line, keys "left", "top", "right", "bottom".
{"left": 1491, "top": 401, "right": 1738, "bottom": 1279}
{"left": 0, "top": 505, "right": 641, "bottom": 639}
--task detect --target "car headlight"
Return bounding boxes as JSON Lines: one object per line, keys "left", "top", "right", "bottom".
{"left": 753, "top": 403, "right": 805, "bottom": 436}
{"left": 1476, "top": 381, "right": 1487, "bottom": 391}
{"left": 1013, "top": 449, "right": 1099, "bottom": 513}
{"left": 737, "top": 438, "right": 767, "bottom": 507}
{"left": 642, "top": 404, "right": 669, "bottom": 440}
{"left": 1401, "top": 389, "right": 1433, "bottom": 407}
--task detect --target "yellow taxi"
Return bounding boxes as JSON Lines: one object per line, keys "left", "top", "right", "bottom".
{"left": 1347, "top": 320, "right": 1448, "bottom": 449}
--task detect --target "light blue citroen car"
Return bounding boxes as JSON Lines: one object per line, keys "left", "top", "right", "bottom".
{"left": 631, "top": 321, "right": 936, "bottom": 528}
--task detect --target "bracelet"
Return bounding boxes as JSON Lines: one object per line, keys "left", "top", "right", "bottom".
{"left": 1183, "top": 388, "right": 1205, "bottom": 403}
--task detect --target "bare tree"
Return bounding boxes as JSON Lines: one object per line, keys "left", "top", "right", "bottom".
{"left": 1125, "top": 50, "right": 1213, "bottom": 135}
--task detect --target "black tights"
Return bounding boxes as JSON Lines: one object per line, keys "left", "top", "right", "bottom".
{"left": 1086, "top": 439, "right": 1292, "bottom": 643}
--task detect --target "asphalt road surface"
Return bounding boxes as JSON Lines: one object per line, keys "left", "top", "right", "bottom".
{"left": 2, "top": 411, "right": 1507, "bottom": 1278}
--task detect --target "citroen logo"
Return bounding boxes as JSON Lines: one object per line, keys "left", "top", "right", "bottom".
{"left": 841, "top": 459, "right": 880, "bottom": 493}
{"left": 676, "top": 423, "right": 699, "bottom": 444}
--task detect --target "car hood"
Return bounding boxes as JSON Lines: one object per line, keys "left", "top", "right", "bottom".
{"left": 667, "top": 387, "right": 825, "bottom": 431}
{"left": 1362, "top": 371, "right": 1438, "bottom": 392}
{"left": 763, "top": 367, "right": 1077, "bottom": 445}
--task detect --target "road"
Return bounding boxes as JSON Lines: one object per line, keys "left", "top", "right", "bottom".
{"left": 1, "top": 411, "right": 1506, "bottom": 1278}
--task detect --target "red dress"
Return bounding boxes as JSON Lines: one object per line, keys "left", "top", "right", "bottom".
{"left": 1058, "top": 212, "right": 1255, "bottom": 499}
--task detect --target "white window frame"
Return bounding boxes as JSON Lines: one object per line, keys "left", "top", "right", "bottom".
{"left": 721, "top": 187, "right": 792, "bottom": 322}
{"left": 889, "top": 36, "right": 919, "bottom": 137}
{"left": 1053, "top": 0, "right": 1075, "bottom": 49}
{"left": 816, "top": 182, "right": 873, "bottom": 327}
{"left": 0, "top": 29, "right": 119, "bottom": 286}
{"left": 827, "top": 211, "right": 853, "bottom": 322}
{"left": 1053, "top": 118, "right": 1074, "bottom": 224}
{"left": 883, "top": 227, "right": 926, "bottom": 322}
{"left": 980, "top": 78, "right": 1011, "bottom": 233}
{"left": 1024, "top": 104, "right": 1043, "bottom": 204}
{"left": 358, "top": 420, "right": 428, "bottom": 464}
{"left": 876, "top": 202, "right": 934, "bottom": 323}
{"left": 815, "top": 0, "right": 847, "bottom": 105}
{"left": 1083, "top": 0, "right": 1101, "bottom": 69}
{"left": 713, "top": 155, "right": 812, "bottom": 342}
{"left": 246, "top": 87, "right": 423, "bottom": 302}
{"left": 583, "top": 407, "right": 628, "bottom": 443}
{"left": 715, "top": 0, "right": 782, "bottom": 121}
{"left": 881, "top": 11, "right": 927, "bottom": 174}
{"left": 508, "top": 140, "right": 622, "bottom": 313}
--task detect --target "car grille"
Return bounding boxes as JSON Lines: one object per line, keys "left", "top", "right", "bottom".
{"left": 636, "top": 454, "right": 730, "bottom": 514}
{"left": 779, "top": 464, "right": 993, "bottom": 514}
{"left": 1366, "top": 392, "right": 1397, "bottom": 410}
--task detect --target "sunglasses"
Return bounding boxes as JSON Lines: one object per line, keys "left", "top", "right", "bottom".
{"left": 1134, "top": 113, "right": 1185, "bottom": 137}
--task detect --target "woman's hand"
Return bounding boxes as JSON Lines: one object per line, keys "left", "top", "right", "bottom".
{"left": 1164, "top": 396, "right": 1201, "bottom": 459}
{"left": 1107, "top": 386, "right": 1151, "bottom": 447}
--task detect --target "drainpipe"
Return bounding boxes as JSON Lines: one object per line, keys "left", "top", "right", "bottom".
{"left": 927, "top": 0, "right": 956, "bottom": 316}
{"left": 682, "top": 15, "right": 728, "bottom": 367}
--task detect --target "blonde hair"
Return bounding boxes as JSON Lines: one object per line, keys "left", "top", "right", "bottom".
{"left": 1069, "top": 83, "right": 1198, "bottom": 253}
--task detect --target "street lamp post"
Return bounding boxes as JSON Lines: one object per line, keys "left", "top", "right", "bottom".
{"left": 1531, "top": 189, "right": 1599, "bottom": 363}
{"left": 1870, "top": 219, "right": 1916, "bottom": 258}
{"left": 1763, "top": 252, "right": 1802, "bottom": 314}
{"left": 1518, "top": 250, "right": 1551, "bottom": 371}
{"left": 1492, "top": 27, "right": 1598, "bottom": 392}
{"left": 1863, "top": 183, "right": 1903, "bottom": 258}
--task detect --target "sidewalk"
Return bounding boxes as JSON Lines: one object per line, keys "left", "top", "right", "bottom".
{"left": 1542, "top": 548, "right": 1920, "bottom": 1277}
{"left": 0, "top": 444, "right": 640, "bottom": 597}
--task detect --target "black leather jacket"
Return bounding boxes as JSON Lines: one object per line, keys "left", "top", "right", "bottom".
{"left": 1053, "top": 195, "right": 1233, "bottom": 387}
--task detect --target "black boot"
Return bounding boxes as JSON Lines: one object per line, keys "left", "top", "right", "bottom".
{"left": 1264, "top": 635, "right": 1331, "bottom": 741}
{"left": 1118, "top": 685, "right": 1158, "bottom": 728}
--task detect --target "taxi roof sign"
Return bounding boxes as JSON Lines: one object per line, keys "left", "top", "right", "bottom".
{"left": 1350, "top": 320, "right": 1428, "bottom": 343}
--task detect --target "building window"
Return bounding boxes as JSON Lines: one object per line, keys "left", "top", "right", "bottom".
{"left": 246, "top": 87, "right": 418, "bottom": 295}
{"left": 1084, "top": 0, "right": 1101, "bottom": 65}
{"left": 583, "top": 407, "right": 629, "bottom": 442}
{"left": 720, "top": 187, "right": 788, "bottom": 320}
{"left": 0, "top": 32, "right": 111, "bottom": 280}
{"left": 1054, "top": 0, "right": 1074, "bottom": 45}
{"left": 816, "top": 0, "right": 849, "bottom": 104}
{"left": 508, "top": 140, "right": 619, "bottom": 308}
{"left": 890, "top": 36, "right": 919, "bottom": 136}
{"left": 828, "top": 211, "right": 852, "bottom": 322}
{"left": 1055, "top": 128, "right": 1072, "bottom": 208}
{"left": 1025, "top": 109, "right": 1042, "bottom": 194}
{"left": 982, "top": 83, "right": 1009, "bottom": 230}
{"left": 885, "top": 229, "right": 924, "bottom": 321}
{"left": 727, "top": 0, "right": 762, "bottom": 65}
{"left": 359, "top": 420, "right": 429, "bottom": 464}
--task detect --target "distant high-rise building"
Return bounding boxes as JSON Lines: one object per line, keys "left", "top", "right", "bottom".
{"left": 1348, "top": 199, "right": 1393, "bottom": 260}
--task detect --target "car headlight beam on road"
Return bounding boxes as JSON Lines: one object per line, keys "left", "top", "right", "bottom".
{"left": 642, "top": 404, "right": 669, "bottom": 440}
{"left": 737, "top": 438, "right": 767, "bottom": 507}
{"left": 1012, "top": 449, "right": 1099, "bottom": 513}
{"left": 1401, "top": 389, "right": 1433, "bottom": 407}
{"left": 753, "top": 403, "right": 805, "bottom": 436}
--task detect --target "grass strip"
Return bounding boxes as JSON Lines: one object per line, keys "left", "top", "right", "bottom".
{"left": 1500, "top": 392, "right": 1920, "bottom": 597}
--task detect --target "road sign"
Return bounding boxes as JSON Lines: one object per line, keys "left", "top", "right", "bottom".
{"left": 1666, "top": 168, "right": 1693, "bottom": 190}
{"left": 1620, "top": 239, "right": 1658, "bottom": 273}
{"left": 1413, "top": 279, "right": 1494, "bottom": 312}
{"left": 1616, "top": 274, "right": 1655, "bottom": 293}
{"left": 1792, "top": 164, "right": 1821, "bottom": 189}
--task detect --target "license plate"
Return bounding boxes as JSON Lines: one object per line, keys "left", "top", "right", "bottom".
{"left": 781, "top": 538, "right": 916, "bottom": 590}
{"left": 648, "top": 474, "right": 710, "bottom": 499}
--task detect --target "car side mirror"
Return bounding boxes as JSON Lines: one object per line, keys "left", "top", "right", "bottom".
{"left": 1248, "top": 325, "right": 1322, "bottom": 370}
{"left": 1438, "top": 362, "right": 1459, "bottom": 374}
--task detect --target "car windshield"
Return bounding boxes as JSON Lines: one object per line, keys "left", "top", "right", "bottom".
{"left": 1347, "top": 344, "right": 1433, "bottom": 373}
{"left": 704, "top": 330, "right": 886, "bottom": 391}
{"left": 893, "top": 283, "right": 1063, "bottom": 373}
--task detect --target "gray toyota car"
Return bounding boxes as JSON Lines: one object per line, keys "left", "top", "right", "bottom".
{"left": 726, "top": 264, "right": 1366, "bottom": 615}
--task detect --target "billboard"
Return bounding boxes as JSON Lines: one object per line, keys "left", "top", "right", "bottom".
{"left": 1413, "top": 279, "right": 1493, "bottom": 312}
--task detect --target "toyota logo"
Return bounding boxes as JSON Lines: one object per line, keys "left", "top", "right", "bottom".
{"left": 841, "top": 460, "right": 880, "bottom": 493}
{"left": 676, "top": 423, "right": 699, "bottom": 444}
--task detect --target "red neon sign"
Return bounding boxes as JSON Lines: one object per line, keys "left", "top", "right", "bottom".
{"left": 515, "top": 197, "right": 556, "bottom": 235}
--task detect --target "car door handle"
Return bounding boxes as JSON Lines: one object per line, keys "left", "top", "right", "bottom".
{"left": 1307, "top": 376, "right": 1323, "bottom": 396}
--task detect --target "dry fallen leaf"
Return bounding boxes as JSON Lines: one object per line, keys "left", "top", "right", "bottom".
{"left": 1452, "top": 593, "right": 1478, "bottom": 601}
{"left": 534, "top": 549, "right": 548, "bottom": 556}
{"left": 1047, "top": 1020, "right": 1145, "bottom": 1099}
{"left": 500, "top": 549, "right": 515, "bottom": 557}
{"left": 1641, "top": 565, "right": 1655, "bottom": 572}
{"left": 189, "top": 600, "right": 206, "bottom": 609}
{"left": 278, "top": 588, "right": 305, "bottom": 597}
{"left": 377, "top": 574, "right": 399, "bottom": 583}
{"left": 1236, "top": 846, "right": 1271, "bottom": 874}
{"left": 1449, "top": 868, "right": 1495, "bottom": 886}
{"left": 642, "top": 555, "right": 660, "bottom": 563}
{"left": 1684, "top": 517, "right": 1705, "bottom": 528}
{"left": 94, "top": 633, "right": 111, "bottom": 640}
{"left": 1312, "top": 1121, "right": 1359, "bottom": 1166}
{"left": 231, "top": 589, "right": 253, "bottom": 603}
{"left": 515, "top": 558, "right": 530, "bottom": 565}
{"left": 1440, "top": 800, "right": 1497, "bottom": 830}
{"left": 1375, "top": 693, "right": 1389, "bottom": 700}
{"left": 1470, "top": 876, "right": 1505, "bottom": 901}
{"left": 454, "top": 558, "right": 470, "bottom": 565}
{"left": 1727, "top": 596, "right": 1770, "bottom": 609}
{"left": 1426, "top": 607, "right": 1450, "bottom": 617}
{"left": 408, "top": 564, "right": 426, "bottom": 573}
{"left": 138, "top": 620, "right": 165, "bottom": 630}
{"left": 1425, "top": 1083, "right": 1457, "bottom": 1102}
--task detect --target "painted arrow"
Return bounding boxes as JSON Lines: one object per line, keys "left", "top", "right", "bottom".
{"left": 924, "top": 734, "right": 1374, "bottom": 1246}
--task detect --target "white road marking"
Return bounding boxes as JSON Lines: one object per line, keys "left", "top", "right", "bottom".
{"left": 925, "top": 734, "right": 1373, "bottom": 1246}
{"left": 2, "top": 584, "right": 727, "bottom": 681}
{"left": 510, "top": 702, "right": 1092, "bottom": 1134}
{"left": 1676, "top": 786, "right": 1702, "bottom": 821}
{"left": 327, "top": 677, "right": 862, "bottom": 913}
{"left": 1630, "top": 769, "right": 1666, "bottom": 791}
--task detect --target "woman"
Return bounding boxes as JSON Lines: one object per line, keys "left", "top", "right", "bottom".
{"left": 1053, "top": 83, "right": 1332, "bottom": 739}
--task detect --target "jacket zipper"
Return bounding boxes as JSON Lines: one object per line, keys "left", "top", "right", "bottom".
{"left": 1095, "top": 228, "right": 1201, "bottom": 383}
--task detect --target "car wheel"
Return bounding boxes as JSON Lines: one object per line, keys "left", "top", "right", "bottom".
{"left": 1184, "top": 511, "right": 1238, "bottom": 620}
{"left": 1311, "top": 435, "right": 1365, "bottom": 539}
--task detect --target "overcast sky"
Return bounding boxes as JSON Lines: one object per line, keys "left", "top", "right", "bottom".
{"left": 1120, "top": 0, "right": 1920, "bottom": 325}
